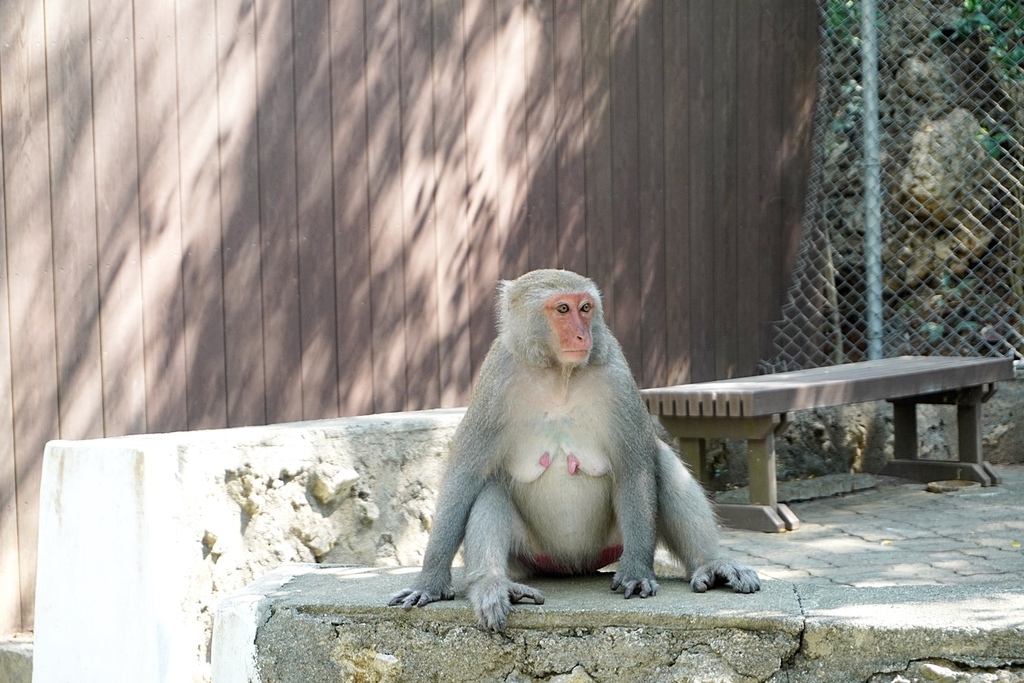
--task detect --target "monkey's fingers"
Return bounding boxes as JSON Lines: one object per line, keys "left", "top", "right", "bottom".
{"left": 726, "top": 565, "right": 761, "bottom": 593}
{"left": 690, "top": 560, "right": 761, "bottom": 594}
{"left": 387, "top": 589, "right": 414, "bottom": 607}
{"left": 507, "top": 582, "right": 545, "bottom": 605}
{"left": 388, "top": 588, "right": 449, "bottom": 609}
{"left": 611, "top": 576, "right": 659, "bottom": 599}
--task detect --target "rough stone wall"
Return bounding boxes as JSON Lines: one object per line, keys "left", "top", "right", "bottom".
{"left": 183, "top": 410, "right": 464, "bottom": 671}
{"left": 193, "top": 384, "right": 1021, "bottom": 672}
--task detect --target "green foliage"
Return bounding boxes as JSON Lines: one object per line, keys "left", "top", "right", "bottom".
{"left": 976, "top": 126, "right": 1013, "bottom": 158}
{"left": 934, "top": 0, "right": 1024, "bottom": 80}
{"left": 826, "top": 0, "right": 861, "bottom": 46}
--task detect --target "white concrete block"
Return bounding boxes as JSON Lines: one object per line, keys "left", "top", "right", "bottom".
{"left": 31, "top": 410, "right": 464, "bottom": 683}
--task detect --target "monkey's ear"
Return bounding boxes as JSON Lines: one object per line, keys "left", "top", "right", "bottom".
{"left": 496, "top": 280, "right": 514, "bottom": 333}
{"left": 497, "top": 279, "right": 512, "bottom": 307}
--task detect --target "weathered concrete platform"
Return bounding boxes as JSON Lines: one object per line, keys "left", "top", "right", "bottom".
{"left": 214, "top": 564, "right": 1024, "bottom": 683}
{"left": 0, "top": 636, "right": 32, "bottom": 683}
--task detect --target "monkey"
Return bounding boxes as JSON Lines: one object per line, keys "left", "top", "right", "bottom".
{"left": 388, "top": 269, "right": 760, "bottom": 631}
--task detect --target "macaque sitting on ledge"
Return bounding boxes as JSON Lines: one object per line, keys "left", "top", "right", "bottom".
{"left": 389, "top": 269, "right": 760, "bottom": 631}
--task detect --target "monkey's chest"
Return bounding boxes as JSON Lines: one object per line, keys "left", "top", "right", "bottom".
{"left": 506, "top": 423, "right": 613, "bottom": 484}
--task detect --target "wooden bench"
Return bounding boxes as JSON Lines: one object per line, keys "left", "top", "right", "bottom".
{"left": 640, "top": 356, "right": 1014, "bottom": 533}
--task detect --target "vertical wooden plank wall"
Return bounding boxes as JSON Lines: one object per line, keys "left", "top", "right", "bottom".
{"left": 610, "top": 0, "right": 643, "bottom": 376}
{"left": 1, "top": 0, "right": 62, "bottom": 632}
{"left": 432, "top": 0, "right": 473, "bottom": 407}
{"left": 92, "top": 0, "right": 148, "bottom": 439}
{"left": 636, "top": 0, "right": 667, "bottom": 388}
{"left": 218, "top": 0, "right": 268, "bottom": 428}
{"left": 331, "top": 0, "right": 376, "bottom": 416}
{"left": 662, "top": 1, "right": 692, "bottom": 385}
{"left": 0, "top": 94, "right": 16, "bottom": 631}
{"left": 256, "top": 0, "right": 305, "bottom": 425}
{"left": 295, "top": 0, "right": 343, "bottom": 420}
{"left": 399, "top": 0, "right": 442, "bottom": 411}
{"left": 0, "top": 0, "right": 819, "bottom": 632}
{"left": 135, "top": 0, "right": 190, "bottom": 435}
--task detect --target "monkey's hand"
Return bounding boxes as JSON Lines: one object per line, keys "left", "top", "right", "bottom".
{"left": 610, "top": 570, "right": 659, "bottom": 599}
{"left": 469, "top": 579, "right": 545, "bottom": 632}
{"left": 387, "top": 584, "right": 455, "bottom": 609}
{"left": 690, "top": 559, "right": 761, "bottom": 594}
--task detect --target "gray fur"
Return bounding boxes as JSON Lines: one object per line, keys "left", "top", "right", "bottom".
{"left": 388, "top": 269, "right": 759, "bottom": 630}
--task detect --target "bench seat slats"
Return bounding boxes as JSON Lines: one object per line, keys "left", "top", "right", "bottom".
{"left": 641, "top": 356, "right": 1013, "bottom": 418}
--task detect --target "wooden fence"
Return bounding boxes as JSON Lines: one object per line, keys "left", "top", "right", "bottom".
{"left": 0, "top": 0, "right": 819, "bottom": 632}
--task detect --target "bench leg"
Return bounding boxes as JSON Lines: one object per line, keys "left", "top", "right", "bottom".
{"left": 683, "top": 433, "right": 798, "bottom": 532}
{"left": 678, "top": 437, "right": 711, "bottom": 489}
{"left": 748, "top": 432, "right": 778, "bottom": 507}
{"left": 882, "top": 386, "right": 1000, "bottom": 486}
{"left": 715, "top": 502, "right": 800, "bottom": 534}
{"left": 957, "top": 400, "right": 982, "bottom": 465}
{"left": 891, "top": 401, "right": 918, "bottom": 461}
{"left": 725, "top": 429, "right": 799, "bottom": 533}
{"left": 957, "top": 398, "right": 1000, "bottom": 486}
{"left": 659, "top": 414, "right": 799, "bottom": 533}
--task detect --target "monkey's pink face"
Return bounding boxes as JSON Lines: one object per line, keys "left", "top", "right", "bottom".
{"left": 544, "top": 292, "right": 594, "bottom": 365}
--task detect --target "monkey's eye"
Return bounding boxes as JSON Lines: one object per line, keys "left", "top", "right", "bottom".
{"left": 580, "top": 301, "right": 592, "bottom": 313}
{"left": 555, "top": 303, "right": 571, "bottom": 314}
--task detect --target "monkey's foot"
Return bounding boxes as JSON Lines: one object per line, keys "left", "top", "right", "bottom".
{"left": 469, "top": 579, "right": 545, "bottom": 632}
{"left": 690, "top": 559, "right": 761, "bottom": 594}
{"left": 387, "top": 585, "right": 455, "bottom": 609}
{"left": 610, "top": 572, "right": 659, "bottom": 599}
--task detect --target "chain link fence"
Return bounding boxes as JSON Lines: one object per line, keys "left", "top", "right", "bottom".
{"left": 764, "top": 0, "right": 1024, "bottom": 372}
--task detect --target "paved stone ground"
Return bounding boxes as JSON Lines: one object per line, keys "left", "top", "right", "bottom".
{"left": 716, "top": 464, "right": 1024, "bottom": 588}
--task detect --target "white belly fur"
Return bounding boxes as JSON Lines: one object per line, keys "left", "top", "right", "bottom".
{"left": 503, "top": 364, "right": 622, "bottom": 563}
{"left": 511, "top": 453, "right": 619, "bottom": 562}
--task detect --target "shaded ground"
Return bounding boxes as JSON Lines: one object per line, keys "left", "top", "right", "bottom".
{"left": 716, "top": 464, "right": 1024, "bottom": 588}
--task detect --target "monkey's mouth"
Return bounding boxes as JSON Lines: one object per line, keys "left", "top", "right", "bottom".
{"left": 561, "top": 349, "right": 590, "bottom": 362}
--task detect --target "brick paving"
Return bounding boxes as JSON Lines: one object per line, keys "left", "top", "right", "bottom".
{"left": 716, "top": 464, "right": 1024, "bottom": 588}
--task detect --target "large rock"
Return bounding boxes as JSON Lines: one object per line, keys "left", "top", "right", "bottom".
{"left": 891, "top": 108, "right": 996, "bottom": 288}
{"left": 899, "top": 108, "right": 990, "bottom": 222}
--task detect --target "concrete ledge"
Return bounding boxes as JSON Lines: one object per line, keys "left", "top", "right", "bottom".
{"left": 214, "top": 565, "right": 1024, "bottom": 683}
{"left": 0, "top": 636, "right": 32, "bottom": 683}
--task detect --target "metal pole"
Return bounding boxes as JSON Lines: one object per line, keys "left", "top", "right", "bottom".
{"left": 861, "top": 0, "right": 883, "bottom": 359}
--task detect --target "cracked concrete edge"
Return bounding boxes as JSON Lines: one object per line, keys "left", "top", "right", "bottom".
{"left": 216, "top": 566, "right": 1024, "bottom": 683}
{"left": 211, "top": 564, "right": 311, "bottom": 683}
{"left": 793, "top": 582, "right": 1024, "bottom": 682}
{"left": 217, "top": 567, "right": 804, "bottom": 683}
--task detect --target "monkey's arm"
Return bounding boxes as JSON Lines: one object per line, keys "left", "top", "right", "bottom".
{"left": 388, "top": 350, "right": 510, "bottom": 609}
{"left": 608, "top": 394, "right": 662, "bottom": 598}
{"left": 387, "top": 455, "right": 479, "bottom": 607}
{"left": 609, "top": 448, "right": 660, "bottom": 598}
{"left": 654, "top": 441, "right": 761, "bottom": 594}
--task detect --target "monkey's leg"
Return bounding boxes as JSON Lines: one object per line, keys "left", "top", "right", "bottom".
{"left": 655, "top": 442, "right": 761, "bottom": 594}
{"left": 464, "top": 483, "right": 544, "bottom": 632}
